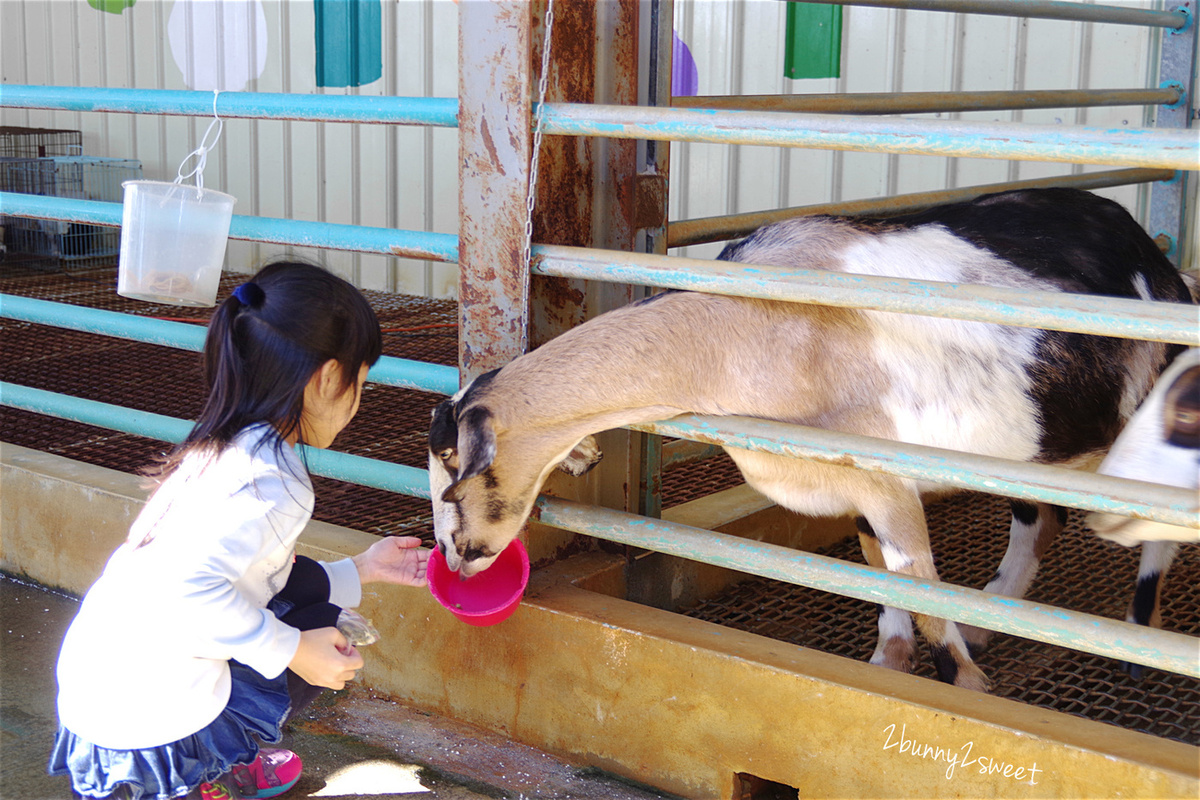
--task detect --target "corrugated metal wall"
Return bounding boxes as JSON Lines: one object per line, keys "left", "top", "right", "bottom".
{"left": 0, "top": 0, "right": 460, "bottom": 297}
{"left": 669, "top": 0, "right": 1167, "bottom": 260}
{"left": 1, "top": 0, "right": 1190, "bottom": 293}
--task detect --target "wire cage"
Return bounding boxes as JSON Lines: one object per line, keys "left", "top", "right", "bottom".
{"left": 1, "top": 155, "right": 142, "bottom": 265}
{"left": 0, "top": 126, "right": 83, "bottom": 158}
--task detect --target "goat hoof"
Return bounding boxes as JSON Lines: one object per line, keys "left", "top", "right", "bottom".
{"left": 870, "top": 636, "right": 917, "bottom": 674}
{"left": 954, "top": 665, "right": 991, "bottom": 694}
{"left": 959, "top": 623, "right": 993, "bottom": 657}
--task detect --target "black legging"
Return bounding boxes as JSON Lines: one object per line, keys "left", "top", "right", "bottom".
{"left": 267, "top": 556, "right": 343, "bottom": 720}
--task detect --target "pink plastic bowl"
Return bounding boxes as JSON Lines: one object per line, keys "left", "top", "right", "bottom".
{"left": 428, "top": 538, "right": 530, "bottom": 626}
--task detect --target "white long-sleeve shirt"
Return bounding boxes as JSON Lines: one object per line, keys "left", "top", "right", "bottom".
{"left": 55, "top": 424, "right": 362, "bottom": 750}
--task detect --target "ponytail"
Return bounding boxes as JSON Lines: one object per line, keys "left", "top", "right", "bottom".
{"left": 148, "top": 260, "right": 381, "bottom": 481}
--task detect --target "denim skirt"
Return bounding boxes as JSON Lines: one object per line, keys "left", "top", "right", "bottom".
{"left": 47, "top": 660, "right": 291, "bottom": 800}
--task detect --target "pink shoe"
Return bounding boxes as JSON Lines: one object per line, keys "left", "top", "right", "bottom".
{"left": 228, "top": 748, "right": 303, "bottom": 799}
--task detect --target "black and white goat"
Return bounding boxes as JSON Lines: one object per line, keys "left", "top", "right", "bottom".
{"left": 1086, "top": 347, "right": 1199, "bottom": 672}
{"left": 1088, "top": 347, "right": 1200, "bottom": 546}
{"left": 428, "top": 188, "right": 1194, "bottom": 692}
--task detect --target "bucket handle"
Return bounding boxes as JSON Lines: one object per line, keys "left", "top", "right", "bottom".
{"left": 175, "top": 90, "right": 224, "bottom": 192}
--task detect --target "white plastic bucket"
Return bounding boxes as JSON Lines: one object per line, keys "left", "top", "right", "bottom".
{"left": 117, "top": 180, "right": 236, "bottom": 307}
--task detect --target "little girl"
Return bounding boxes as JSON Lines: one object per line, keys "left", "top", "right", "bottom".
{"left": 49, "top": 261, "right": 429, "bottom": 800}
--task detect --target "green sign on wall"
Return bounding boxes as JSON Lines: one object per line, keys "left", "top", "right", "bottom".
{"left": 314, "top": 0, "right": 383, "bottom": 89}
{"left": 785, "top": 2, "right": 843, "bottom": 80}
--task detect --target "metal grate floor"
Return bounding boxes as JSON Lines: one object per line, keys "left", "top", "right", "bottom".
{"left": 682, "top": 493, "right": 1200, "bottom": 745}
{"left": 3, "top": 263, "right": 1197, "bottom": 746}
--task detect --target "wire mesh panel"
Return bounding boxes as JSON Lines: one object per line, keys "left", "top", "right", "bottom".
{"left": 0, "top": 127, "right": 82, "bottom": 158}
{"left": 0, "top": 156, "right": 142, "bottom": 265}
{"left": 2, "top": 264, "right": 1197, "bottom": 754}
{"left": 680, "top": 493, "right": 1200, "bottom": 746}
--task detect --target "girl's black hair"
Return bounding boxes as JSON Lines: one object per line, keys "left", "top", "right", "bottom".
{"left": 156, "top": 260, "right": 382, "bottom": 478}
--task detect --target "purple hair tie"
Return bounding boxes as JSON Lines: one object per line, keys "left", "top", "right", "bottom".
{"left": 233, "top": 282, "right": 265, "bottom": 309}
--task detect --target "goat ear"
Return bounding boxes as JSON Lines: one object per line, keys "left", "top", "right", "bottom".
{"left": 1164, "top": 365, "right": 1200, "bottom": 448}
{"left": 442, "top": 406, "right": 496, "bottom": 502}
{"left": 556, "top": 435, "right": 603, "bottom": 476}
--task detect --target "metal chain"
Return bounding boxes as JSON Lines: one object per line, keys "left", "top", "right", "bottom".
{"left": 523, "top": 0, "right": 555, "bottom": 274}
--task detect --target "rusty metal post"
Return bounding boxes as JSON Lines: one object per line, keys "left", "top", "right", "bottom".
{"left": 457, "top": 1, "right": 533, "bottom": 384}
{"left": 634, "top": 0, "right": 675, "bottom": 523}
{"left": 520, "top": 0, "right": 664, "bottom": 565}
{"left": 1148, "top": 0, "right": 1196, "bottom": 264}
{"left": 527, "top": 0, "right": 641, "bottom": 347}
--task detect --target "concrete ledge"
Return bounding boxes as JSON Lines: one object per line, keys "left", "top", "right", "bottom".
{"left": 4, "top": 443, "right": 1197, "bottom": 799}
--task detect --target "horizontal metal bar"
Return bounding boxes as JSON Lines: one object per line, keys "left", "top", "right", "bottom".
{"left": 0, "top": 382, "right": 432, "bottom": 498}
{"left": 671, "top": 88, "right": 1182, "bottom": 115}
{"left": 533, "top": 244, "right": 1200, "bottom": 346}
{"left": 300, "top": 446, "right": 432, "bottom": 500}
{"left": 1, "top": 293, "right": 208, "bottom": 351}
{"left": 1, "top": 381, "right": 194, "bottom": 444}
{"left": 541, "top": 103, "right": 1200, "bottom": 170}
{"left": 7, "top": 86, "right": 1194, "bottom": 169}
{"left": 534, "top": 496, "right": 1200, "bottom": 678}
{"left": 8, "top": 196, "right": 1195, "bottom": 345}
{"left": 0, "top": 85, "right": 459, "bottom": 127}
{"left": 0, "top": 295, "right": 460, "bottom": 396}
{"left": 793, "top": 0, "right": 1189, "bottom": 29}
{"left": 8, "top": 294, "right": 1190, "bottom": 524}
{"left": 667, "top": 168, "right": 1177, "bottom": 247}
{"left": 629, "top": 415, "right": 1199, "bottom": 528}
{"left": 367, "top": 358, "right": 459, "bottom": 397}
{"left": 0, "top": 194, "right": 459, "bottom": 262}
{"left": 661, "top": 439, "right": 725, "bottom": 471}
{"left": 6, "top": 378, "right": 1193, "bottom": 674}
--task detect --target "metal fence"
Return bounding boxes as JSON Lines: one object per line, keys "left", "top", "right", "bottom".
{"left": 1, "top": 0, "right": 1197, "bottom": 682}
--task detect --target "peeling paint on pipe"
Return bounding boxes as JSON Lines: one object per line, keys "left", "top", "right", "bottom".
{"left": 4, "top": 375, "right": 1195, "bottom": 675}
{"left": 629, "top": 415, "right": 1200, "bottom": 528}
{"left": 0, "top": 295, "right": 459, "bottom": 396}
{"left": 0, "top": 382, "right": 433, "bottom": 498}
{"left": 7, "top": 193, "right": 1194, "bottom": 346}
{"left": 671, "top": 88, "right": 1183, "bottom": 115}
{"left": 533, "top": 244, "right": 1200, "bottom": 346}
{"left": 0, "top": 194, "right": 458, "bottom": 262}
{"left": 540, "top": 103, "right": 1200, "bottom": 170}
{"left": 798, "top": 0, "right": 1190, "bottom": 29}
{"left": 0, "top": 85, "right": 458, "bottom": 127}
{"left": 667, "top": 168, "right": 1177, "bottom": 247}
{"left": 534, "top": 496, "right": 1200, "bottom": 678}
{"left": 5, "top": 86, "right": 1193, "bottom": 170}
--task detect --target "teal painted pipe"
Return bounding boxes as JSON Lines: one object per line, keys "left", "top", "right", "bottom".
{"left": 299, "top": 447, "right": 432, "bottom": 500}
{"left": 534, "top": 496, "right": 1200, "bottom": 678}
{"left": 540, "top": 103, "right": 1200, "bottom": 170}
{"left": 666, "top": 167, "right": 1177, "bottom": 248}
{"left": 0, "top": 193, "right": 459, "bottom": 262}
{"left": 800, "top": 0, "right": 1189, "bottom": 29}
{"left": 367, "top": 358, "right": 458, "bottom": 397}
{"left": 0, "top": 382, "right": 432, "bottom": 498}
{"left": 1, "top": 294, "right": 208, "bottom": 351}
{"left": 6, "top": 190, "right": 1194, "bottom": 346}
{"left": 0, "top": 193, "right": 124, "bottom": 227}
{"left": 534, "top": 244, "right": 1200, "bottom": 346}
{"left": 0, "top": 295, "right": 459, "bottom": 396}
{"left": 9, "top": 289, "right": 1191, "bottom": 525}
{"left": 0, "top": 85, "right": 458, "bottom": 127}
{"left": 4, "top": 378, "right": 1194, "bottom": 675}
{"left": 5, "top": 85, "right": 1195, "bottom": 169}
{"left": 631, "top": 415, "right": 1200, "bottom": 528}
{"left": 1, "top": 382, "right": 193, "bottom": 444}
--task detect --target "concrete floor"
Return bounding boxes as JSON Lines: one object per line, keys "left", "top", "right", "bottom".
{"left": 0, "top": 572, "right": 679, "bottom": 800}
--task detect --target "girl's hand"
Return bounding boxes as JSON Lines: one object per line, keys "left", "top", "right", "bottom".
{"left": 289, "top": 627, "right": 363, "bottom": 690}
{"left": 352, "top": 536, "right": 429, "bottom": 587}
